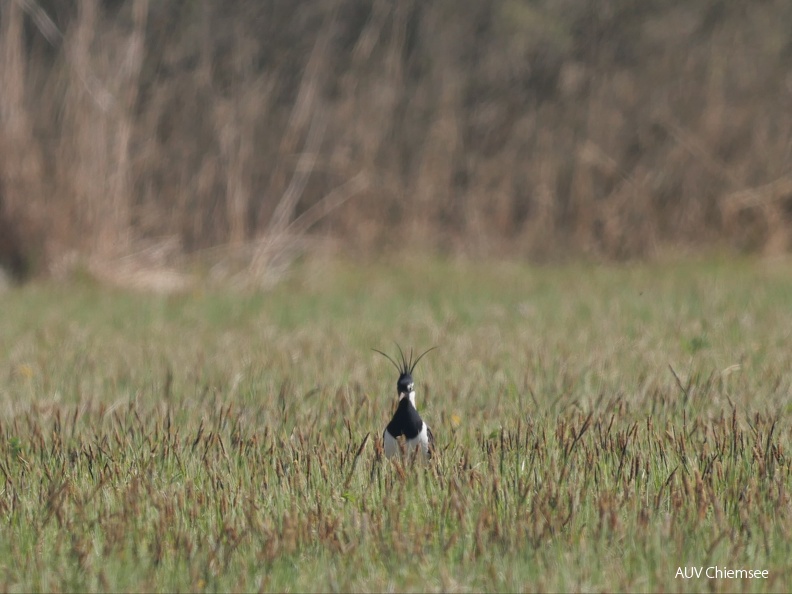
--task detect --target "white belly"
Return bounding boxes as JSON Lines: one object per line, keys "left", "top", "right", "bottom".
{"left": 384, "top": 424, "right": 431, "bottom": 459}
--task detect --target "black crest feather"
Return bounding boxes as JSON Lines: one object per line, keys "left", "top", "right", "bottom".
{"left": 373, "top": 343, "right": 437, "bottom": 376}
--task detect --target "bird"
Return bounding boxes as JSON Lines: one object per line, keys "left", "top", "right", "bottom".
{"left": 374, "top": 344, "right": 436, "bottom": 460}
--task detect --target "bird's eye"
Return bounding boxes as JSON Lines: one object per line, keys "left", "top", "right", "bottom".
{"left": 408, "top": 383, "right": 414, "bottom": 391}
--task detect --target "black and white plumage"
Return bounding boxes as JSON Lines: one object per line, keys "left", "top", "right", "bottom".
{"left": 374, "top": 345, "right": 436, "bottom": 460}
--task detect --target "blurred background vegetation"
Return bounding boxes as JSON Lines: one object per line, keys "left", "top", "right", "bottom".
{"left": 1, "top": 0, "right": 791, "bottom": 286}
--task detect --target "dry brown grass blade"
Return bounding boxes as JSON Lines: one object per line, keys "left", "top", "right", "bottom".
{"left": 343, "top": 432, "right": 370, "bottom": 490}
{"left": 14, "top": 0, "right": 62, "bottom": 46}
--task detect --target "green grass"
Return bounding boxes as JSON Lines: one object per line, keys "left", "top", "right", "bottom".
{"left": 1, "top": 255, "right": 792, "bottom": 592}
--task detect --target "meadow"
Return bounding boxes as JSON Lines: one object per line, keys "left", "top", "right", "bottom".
{"left": 0, "top": 256, "right": 791, "bottom": 592}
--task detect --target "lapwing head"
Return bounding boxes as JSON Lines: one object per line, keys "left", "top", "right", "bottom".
{"left": 373, "top": 344, "right": 437, "bottom": 401}
{"left": 396, "top": 372, "right": 414, "bottom": 398}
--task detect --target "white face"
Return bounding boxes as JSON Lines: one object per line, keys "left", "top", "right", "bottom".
{"left": 399, "top": 382, "right": 415, "bottom": 400}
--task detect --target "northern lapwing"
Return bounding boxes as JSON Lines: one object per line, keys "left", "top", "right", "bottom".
{"left": 374, "top": 345, "right": 436, "bottom": 460}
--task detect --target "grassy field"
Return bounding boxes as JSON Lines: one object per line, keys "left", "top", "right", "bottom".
{"left": 1, "top": 255, "right": 791, "bottom": 592}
